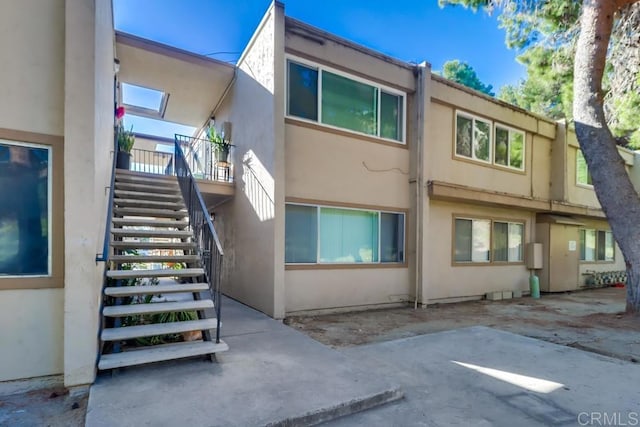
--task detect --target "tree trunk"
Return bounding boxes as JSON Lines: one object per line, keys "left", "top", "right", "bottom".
{"left": 573, "top": 0, "right": 640, "bottom": 313}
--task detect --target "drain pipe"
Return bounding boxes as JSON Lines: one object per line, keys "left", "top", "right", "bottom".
{"left": 414, "top": 64, "right": 427, "bottom": 309}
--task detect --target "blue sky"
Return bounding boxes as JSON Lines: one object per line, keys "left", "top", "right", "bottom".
{"left": 114, "top": 0, "right": 525, "bottom": 134}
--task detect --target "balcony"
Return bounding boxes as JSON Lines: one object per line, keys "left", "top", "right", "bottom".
{"left": 127, "top": 134, "right": 234, "bottom": 209}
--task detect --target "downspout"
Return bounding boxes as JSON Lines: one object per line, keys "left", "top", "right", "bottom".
{"left": 198, "top": 67, "right": 238, "bottom": 135}
{"left": 414, "top": 64, "right": 426, "bottom": 309}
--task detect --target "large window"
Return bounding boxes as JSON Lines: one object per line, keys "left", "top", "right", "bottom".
{"left": 579, "top": 229, "right": 614, "bottom": 262}
{"left": 455, "top": 111, "right": 526, "bottom": 171}
{"left": 287, "top": 59, "right": 405, "bottom": 143}
{"left": 454, "top": 217, "right": 524, "bottom": 264}
{"left": 576, "top": 150, "right": 592, "bottom": 186}
{"left": 0, "top": 141, "right": 51, "bottom": 276}
{"left": 285, "top": 204, "right": 405, "bottom": 264}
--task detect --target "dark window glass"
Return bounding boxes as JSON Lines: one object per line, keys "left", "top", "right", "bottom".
{"left": 288, "top": 62, "right": 318, "bottom": 121}
{"left": 285, "top": 205, "right": 317, "bottom": 263}
{"left": 381, "top": 212, "right": 404, "bottom": 262}
{"left": 0, "top": 142, "right": 50, "bottom": 276}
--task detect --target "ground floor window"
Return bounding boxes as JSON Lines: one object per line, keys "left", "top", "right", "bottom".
{"left": 454, "top": 217, "right": 524, "bottom": 264}
{"left": 0, "top": 141, "right": 51, "bottom": 276}
{"left": 579, "top": 229, "right": 614, "bottom": 262}
{"left": 285, "top": 203, "right": 405, "bottom": 264}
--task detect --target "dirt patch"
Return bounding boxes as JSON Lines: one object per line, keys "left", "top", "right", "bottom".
{"left": 285, "top": 287, "right": 640, "bottom": 362}
{"left": 0, "top": 387, "right": 87, "bottom": 427}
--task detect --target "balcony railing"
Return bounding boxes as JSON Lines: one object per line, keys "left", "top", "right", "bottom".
{"left": 131, "top": 148, "right": 174, "bottom": 175}
{"left": 129, "top": 135, "right": 233, "bottom": 183}
{"left": 176, "top": 135, "right": 234, "bottom": 182}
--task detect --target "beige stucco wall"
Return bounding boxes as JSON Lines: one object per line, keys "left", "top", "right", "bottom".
{"left": 213, "top": 3, "right": 286, "bottom": 318}
{"left": 0, "top": 0, "right": 65, "bottom": 136}
{"left": 282, "top": 19, "right": 414, "bottom": 313}
{"left": 424, "top": 200, "right": 533, "bottom": 301}
{"left": 285, "top": 269, "right": 410, "bottom": 313}
{"left": 285, "top": 125, "right": 411, "bottom": 207}
{"left": 0, "top": 290, "right": 64, "bottom": 382}
{"left": 430, "top": 78, "right": 555, "bottom": 139}
{"left": 427, "top": 97, "right": 553, "bottom": 201}
{"left": 0, "top": 1, "right": 67, "bottom": 384}
{"left": 63, "top": 0, "right": 115, "bottom": 387}
{"left": 285, "top": 20, "right": 416, "bottom": 93}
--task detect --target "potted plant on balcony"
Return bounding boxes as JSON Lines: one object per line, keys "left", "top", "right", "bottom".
{"left": 208, "top": 127, "right": 231, "bottom": 163}
{"left": 116, "top": 123, "right": 135, "bottom": 169}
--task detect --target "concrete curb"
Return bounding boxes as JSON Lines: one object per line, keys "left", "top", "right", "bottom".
{"left": 265, "top": 387, "right": 404, "bottom": 427}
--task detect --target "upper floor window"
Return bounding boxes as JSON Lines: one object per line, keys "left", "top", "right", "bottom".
{"left": 0, "top": 141, "right": 51, "bottom": 276}
{"left": 495, "top": 125, "right": 524, "bottom": 170}
{"left": 454, "top": 111, "right": 526, "bottom": 171}
{"left": 454, "top": 217, "right": 524, "bottom": 264}
{"left": 286, "top": 58, "right": 405, "bottom": 143}
{"left": 579, "top": 229, "right": 614, "bottom": 262}
{"left": 455, "top": 112, "right": 491, "bottom": 163}
{"left": 576, "top": 150, "right": 593, "bottom": 186}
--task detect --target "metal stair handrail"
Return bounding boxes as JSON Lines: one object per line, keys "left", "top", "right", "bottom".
{"left": 96, "top": 130, "right": 119, "bottom": 263}
{"left": 174, "top": 134, "right": 224, "bottom": 343}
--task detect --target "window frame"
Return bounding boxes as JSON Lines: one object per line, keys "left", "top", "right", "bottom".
{"left": 454, "top": 111, "right": 493, "bottom": 164}
{"left": 452, "top": 215, "right": 526, "bottom": 265}
{"left": 493, "top": 123, "right": 525, "bottom": 171}
{"left": 285, "top": 55, "right": 407, "bottom": 145}
{"left": 579, "top": 228, "right": 614, "bottom": 263}
{"left": 285, "top": 202, "right": 406, "bottom": 267}
{"left": 453, "top": 110, "right": 527, "bottom": 172}
{"left": 0, "top": 139, "right": 53, "bottom": 279}
{"left": 576, "top": 149, "right": 593, "bottom": 188}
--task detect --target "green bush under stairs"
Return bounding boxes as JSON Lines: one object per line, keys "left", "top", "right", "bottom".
{"left": 98, "top": 170, "right": 227, "bottom": 370}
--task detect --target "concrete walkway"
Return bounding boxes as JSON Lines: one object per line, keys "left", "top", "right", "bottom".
{"left": 329, "top": 326, "right": 640, "bottom": 426}
{"left": 86, "top": 297, "right": 402, "bottom": 426}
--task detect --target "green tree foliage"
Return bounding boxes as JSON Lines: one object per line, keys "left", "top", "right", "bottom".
{"left": 439, "top": 60, "right": 495, "bottom": 96}
{"left": 440, "top": 0, "right": 640, "bottom": 148}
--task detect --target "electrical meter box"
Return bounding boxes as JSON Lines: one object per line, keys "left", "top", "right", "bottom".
{"left": 525, "top": 243, "right": 543, "bottom": 270}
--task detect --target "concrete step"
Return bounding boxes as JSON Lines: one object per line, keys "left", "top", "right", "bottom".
{"left": 97, "top": 340, "right": 228, "bottom": 370}
{"left": 110, "top": 255, "right": 200, "bottom": 264}
{"left": 115, "top": 173, "right": 179, "bottom": 186}
{"left": 114, "top": 198, "right": 185, "bottom": 210}
{"left": 104, "top": 282, "right": 209, "bottom": 297}
{"left": 114, "top": 181, "right": 181, "bottom": 195}
{"left": 103, "top": 300, "right": 213, "bottom": 317}
{"left": 111, "top": 229, "right": 193, "bottom": 239}
{"left": 111, "top": 218, "right": 189, "bottom": 228}
{"left": 111, "top": 241, "right": 196, "bottom": 250}
{"left": 101, "top": 318, "right": 218, "bottom": 341}
{"left": 107, "top": 268, "right": 204, "bottom": 280}
{"left": 113, "top": 207, "right": 187, "bottom": 219}
{"left": 114, "top": 190, "right": 183, "bottom": 202}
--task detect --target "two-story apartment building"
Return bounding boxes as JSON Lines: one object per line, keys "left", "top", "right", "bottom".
{"left": 1, "top": 0, "right": 635, "bottom": 390}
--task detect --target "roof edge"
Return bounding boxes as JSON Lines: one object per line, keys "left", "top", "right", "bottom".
{"left": 115, "top": 31, "right": 235, "bottom": 71}
{"left": 431, "top": 74, "right": 558, "bottom": 126}
{"left": 285, "top": 17, "right": 426, "bottom": 72}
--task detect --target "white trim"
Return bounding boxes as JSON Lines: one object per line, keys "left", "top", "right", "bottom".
{"left": 285, "top": 55, "right": 407, "bottom": 144}
{"left": 454, "top": 110, "right": 493, "bottom": 165}
{"left": 494, "top": 123, "right": 525, "bottom": 171}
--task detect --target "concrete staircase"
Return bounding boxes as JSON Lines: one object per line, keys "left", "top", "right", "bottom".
{"left": 98, "top": 170, "right": 227, "bottom": 370}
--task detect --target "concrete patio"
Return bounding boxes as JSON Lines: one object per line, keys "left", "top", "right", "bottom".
{"left": 330, "top": 326, "right": 640, "bottom": 426}
{"left": 85, "top": 297, "right": 402, "bottom": 426}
